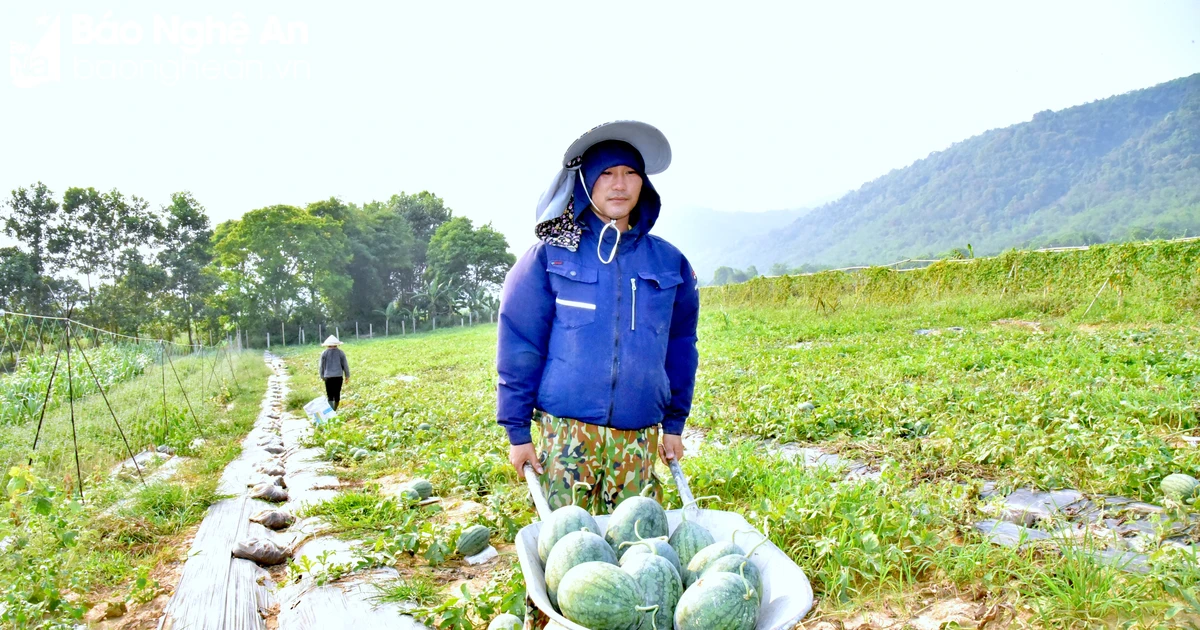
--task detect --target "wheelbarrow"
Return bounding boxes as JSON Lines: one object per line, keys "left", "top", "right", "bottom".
{"left": 516, "top": 460, "right": 814, "bottom": 630}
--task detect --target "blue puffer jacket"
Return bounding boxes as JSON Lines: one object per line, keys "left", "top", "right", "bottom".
{"left": 496, "top": 205, "right": 700, "bottom": 445}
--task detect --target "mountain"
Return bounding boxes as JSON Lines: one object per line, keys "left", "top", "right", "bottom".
{"left": 652, "top": 206, "right": 811, "bottom": 280}
{"left": 720, "top": 73, "right": 1200, "bottom": 272}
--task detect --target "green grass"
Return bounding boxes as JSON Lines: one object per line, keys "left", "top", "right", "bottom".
{"left": 299, "top": 491, "right": 414, "bottom": 537}
{"left": 0, "top": 349, "right": 268, "bottom": 626}
{"left": 273, "top": 246, "right": 1200, "bottom": 628}
{"left": 374, "top": 575, "right": 443, "bottom": 606}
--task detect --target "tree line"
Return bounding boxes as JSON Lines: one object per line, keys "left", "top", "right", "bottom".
{"left": 1, "top": 183, "right": 514, "bottom": 346}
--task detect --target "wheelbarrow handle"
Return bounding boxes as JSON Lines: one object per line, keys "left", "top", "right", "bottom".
{"left": 667, "top": 457, "right": 699, "bottom": 518}
{"left": 523, "top": 464, "right": 553, "bottom": 521}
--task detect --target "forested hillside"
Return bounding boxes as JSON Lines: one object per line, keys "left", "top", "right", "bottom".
{"left": 721, "top": 73, "right": 1200, "bottom": 272}
{"left": 651, "top": 206, "right": 810, "bottom": 280}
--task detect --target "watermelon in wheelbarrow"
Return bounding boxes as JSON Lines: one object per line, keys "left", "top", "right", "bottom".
{"left": 516, "top": 460, "right": 814, "bottom": 630}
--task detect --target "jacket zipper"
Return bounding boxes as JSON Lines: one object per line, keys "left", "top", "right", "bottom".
{"left": 630, "top": 277, "right": 637, "bottom": 331}
{"left": 607, "top": 256, "right": 622, "bottom": 423}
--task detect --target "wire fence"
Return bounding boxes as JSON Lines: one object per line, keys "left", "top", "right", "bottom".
{"left": 0, "top": 309, "right": 248, "bottom": 501}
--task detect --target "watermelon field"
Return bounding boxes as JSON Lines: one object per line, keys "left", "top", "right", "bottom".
{"left": 274, "top": 240, "right": 1200, "bottom": 628}
{"left": 1, "top": 239, "right": 1197, "bottom": 629}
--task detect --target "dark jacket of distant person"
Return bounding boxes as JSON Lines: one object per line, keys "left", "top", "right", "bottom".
{"left": 319, "top": 347, "right": 350, "bottom": 379}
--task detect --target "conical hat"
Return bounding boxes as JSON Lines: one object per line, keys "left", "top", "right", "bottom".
{"left": 322, "top": 336, "right": 342, "bottom": 346}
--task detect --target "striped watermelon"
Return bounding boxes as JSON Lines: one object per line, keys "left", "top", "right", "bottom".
{"left": 544, "top": 530, "right": 617, "bottom": 609}
{"left": 538, "top": 505, "right": 600, "bottom": 564}
{"left": 606, "top": 496, "right": 668, "bottom": 559}
{"left": 684, "top": 541, "right": 742, "bottom": 588}
{"left": 700, "top": 555, "right": 762, "bottom": 603}
{"left": 674, "top": 571, "right": 759, "bottom": 630}
{"left": 668, "top": 519, "right": 715, "bottom": 585}
{"left": 558, "top": 562, "right": 648, "bottom": 630}
{"left": 619, "top": 537, "right": 682, "bottom": 580}
{"left": 622, "top": 552, "right": 681, "bottom": 630}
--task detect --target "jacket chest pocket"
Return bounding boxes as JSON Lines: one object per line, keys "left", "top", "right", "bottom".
{"left": 548, "top": 261, "right": 599, "bottom": 328}
{"left": 636, "top": 271, "right": 683, "bottom": 334}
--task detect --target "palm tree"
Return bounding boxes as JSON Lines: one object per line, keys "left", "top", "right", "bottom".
{"left": 481, "top": 293, "right": 501, "bottom": 323}
{"left": 373, "top": 300, "right": 401, "bottom": 336}
{"left": 461, "top": 287, "right": 492, "bottom": 326}
{"left": 415, "top": 275, "right": 458, "bottom": 331}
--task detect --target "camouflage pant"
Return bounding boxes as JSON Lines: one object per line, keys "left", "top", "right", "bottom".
{"left": 525, "top": 412, "right": 662, "bottom": 629}
{"left": 535, "top": 411, "right": 663, "bottom": 515}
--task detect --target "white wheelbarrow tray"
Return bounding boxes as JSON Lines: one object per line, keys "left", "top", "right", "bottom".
{"left": 516, "top": 462, "right": 814, "bottom": 630}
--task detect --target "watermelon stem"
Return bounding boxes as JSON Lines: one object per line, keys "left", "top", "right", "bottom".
{"left": 679, "top": 495, "right": 721, "bottom": 519}
{"left": 746, "top": 536, "right": 770, "bottom": 557}
{"left": 635, "top": 605, "right": 660, "bottom": 630}
{"left": 639, "top": 483, "right": 656, "bottom": 498}
{"left": 618, "top": 539, "right": 658, "bottom": 555}
{"left": 570, "top": 481, "right": 592, "bottom": 507}
{"left": 731, "top": 528, "right": 771, "bottom": 557}
{"left": 738, "top": 563, "right": 754, "bottom": 601}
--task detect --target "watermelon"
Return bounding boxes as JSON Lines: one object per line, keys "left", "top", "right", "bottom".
{"left": 622, "top": 553, "right": 681, "bottom": 630}
{"left": 700, "top": 555, "right": 762, "bottom": 602}
{"left": 409, "top": 478, "right": 434, "bottom": 499}
{"left": 684, "top": 541, "right": 742, "bottom": 587}
{"left": 606, "top": 497, "right": 668, "bottom": 559}
{"left": 456, "top": 524, "right": 490, "bottom": 556}
{"left": 544, "top": 530, "right": 617, "bottom": 609}
{"left": 399, "top": 487, "right": 421, "bottom": 502}
{"left": 668, "top": 519, "right": 715, "bottom": 585}
{"left": 558, "top": 562, "right": 647, "bottom": 630}
{"left": 675, "top": 571, "right": 759, "bottom": 630}
{"left": 487, "top": 613, "right": 522, "bottom": 630}
{"left": 538, "top": 505, "right": 601, "bottom": 564}
{"left": 619, "top": 537, "right": 682, "bottom": 580}
{"left": 1162, "top": 473, "right": 1199, "bottom": 502}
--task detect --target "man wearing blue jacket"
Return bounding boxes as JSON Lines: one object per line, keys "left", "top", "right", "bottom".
{"left": 496, "top": 121, "right": 700, "bottom": 513}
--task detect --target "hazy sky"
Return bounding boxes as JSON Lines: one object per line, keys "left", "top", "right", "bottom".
{"left": 4, "top": 1, "right": 1198, "bottom": 253}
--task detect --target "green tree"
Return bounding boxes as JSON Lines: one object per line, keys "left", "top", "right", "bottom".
{"left": 93, "top": 250, "right": 168, "bottom": 337}
{"left": 388, "top": 191, "right": 452, "bottom": 294}
{"left": 3, "top": 182, "right": 59, "bottom": 275}
{"left": 314, "top": 198, "right": 415, "bottom": 323}
{"left": 158, "top": 192, "right": 214, "bottom": 345}
{"left": 0, "top": 248, "right": 42, "bottom": 312}
{"left": 52, "top": 187, "right": 159, "bottom": 309}
{"left": 3, "top": 182, "right": 64, "bottom": 310}
{"left": 210, "top": 205, "right": 352, "bottom": 337}
{"left": 425, "top": 216, "right": 515, "bottom": 293}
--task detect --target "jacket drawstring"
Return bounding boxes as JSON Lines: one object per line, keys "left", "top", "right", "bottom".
{"left": 598, "top": 220, "right": 620, "bottom": 264}
{"left": 579, "top": 169, "right": 622, "bottom": 265}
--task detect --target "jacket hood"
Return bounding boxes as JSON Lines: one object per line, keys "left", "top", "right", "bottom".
{"left": 570, "top": 140, "right": 662, "bottom": 237}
